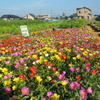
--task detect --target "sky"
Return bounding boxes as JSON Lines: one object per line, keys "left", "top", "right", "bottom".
{"left": 0, "top": 0, "right": 100, "bottom": 17}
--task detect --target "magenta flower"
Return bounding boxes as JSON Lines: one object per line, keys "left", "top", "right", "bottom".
{"left": 46, "top": 91, "right": 53, "bottom": 98}
{"left": 9, "top": 97, "right": 16, "bottom": 100}
{"left": 75, "top": 68, "right": 80, "bottom": 72}
{"left": 21, "top": 87, "right": 29, "bottom": 95}
{"left": 70, "top": 67, "right": 75, "bottom": 71}
{"left": 85, "top": 67, "right": 90, "bottom": 71}
{"left": 87, "top": 87, "right": 92, "bottom": 94}
{"left": 41, "top": 98, "right": 47, "bottom": 100}
{"left": 4, "top": 87, "right": 11, "bottom": 93}
{"left": 70, "top": 81, "right": 80, "bottom": 89}
{"left": 57, "top": 74, "right": 65, "bottom": 80}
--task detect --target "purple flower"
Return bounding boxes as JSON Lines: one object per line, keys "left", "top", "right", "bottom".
{"left": 46, "top": 91, "right": 53, "bottom": 98}
{"left": 70, "top": 81, "right": 80, "bottom": 89}
{"left": 9, "top": 97, "right": 16, "bottom": 100}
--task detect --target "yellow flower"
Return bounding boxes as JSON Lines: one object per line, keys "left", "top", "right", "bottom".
{"left": 68, "top": 64, "right": 74, "bottom": 67}
{"left": 76, "top": 55, "right": 81, "bottom": 59}
{"left": 12, "top": 85, "right": 17, "bottom": 90}
{"left": 36, "top": 76, "right": 42, "bottom": 82}
{"left": 61, "top": 80, "right": 68, "bottom": 85}
{"left": 83, "top": 51, "right": 88, "bottom": 56}
{"left": 0, "top": 74, "right": 3, "bottom": 78}
{"left": 4, "top": 80, "right": 11, "bottom": 85}
{"left": 52, "top": 93, "right": 60, "bottom": 99}
{"left": 30, "top": 97, "right": 37, "bottom": 100}
{"left": 72, "top": 57, "right": 76, "bottom": 60}
{"left": 39, "top": 56, "right": 44, "bottom": 60}
{"left": 0, "top": 67, "right": 3, "bottom": 71}
{"left": 8, "top": 57, "right": 11, "bottom": 59}
{"left": 54, "top": 71, "right": 60, "bottom": 75}
{"left": 50, "top": 56, "right": 55, "bottom": 60}
{"left": 32, "top": 55, "right": 38, "bottom": 59}
{"left": 2, "top": 68, "right": 8, "bottom": 73}
{"left": 46, "top": 76, "right": 52, "bottom": 81}
{"left": 13, "top": 95, "right": 20, "bottom": 99}
{"left": 39, "top": 60, "right": 44, "bottom": 64}
{"left": 89, "top": 53, "right": 93, "bottom": 57}
{"left": 13, "top": 77, "right": 20, "bottom": 82}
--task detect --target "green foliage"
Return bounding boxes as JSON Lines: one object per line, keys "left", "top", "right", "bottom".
{"left": 60, "top": 19, "right": 87, "bottom": 28}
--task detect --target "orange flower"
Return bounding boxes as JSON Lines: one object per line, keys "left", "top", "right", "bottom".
{"left": 49, "top": 63, "right": 54, "bottom": 67}
{"left": 97, "top": 65, "right": 100, "bottom": 69}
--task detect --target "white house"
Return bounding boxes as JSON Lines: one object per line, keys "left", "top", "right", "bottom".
{"left": 36, "top": 14, "right": 50, "bottom": 20}
{"left": 24, "top": 13, "right": 35, "bottom": 20}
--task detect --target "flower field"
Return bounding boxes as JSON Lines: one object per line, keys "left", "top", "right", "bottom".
{"left": 0, "top": 26, "right": 100, "bottom": 100}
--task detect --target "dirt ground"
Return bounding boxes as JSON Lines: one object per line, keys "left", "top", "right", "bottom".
{"left": 87, "top": 25, "right": 100, "bottom": 40}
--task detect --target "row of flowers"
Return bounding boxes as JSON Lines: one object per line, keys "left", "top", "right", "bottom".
{"left": 0, "top": 27, "right": 100, "bottom": 100}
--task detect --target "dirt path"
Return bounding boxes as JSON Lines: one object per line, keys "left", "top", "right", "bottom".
{"left": 87, "top": 25, "right": 100, "bottom": 40}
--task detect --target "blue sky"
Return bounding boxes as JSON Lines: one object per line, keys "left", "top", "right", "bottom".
{"left": 0, "top": 0, "right": 100, "bottom": 17}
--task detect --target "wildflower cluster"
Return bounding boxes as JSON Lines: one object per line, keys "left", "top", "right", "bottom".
{"left": 0, "top": 27, "right": 100, "bottom": 100}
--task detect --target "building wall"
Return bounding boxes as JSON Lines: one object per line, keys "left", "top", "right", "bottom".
{"left": 77, "top": 8, "right": 92, "bottom": 20}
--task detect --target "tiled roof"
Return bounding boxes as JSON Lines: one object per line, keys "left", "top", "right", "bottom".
{"left": 1, "top": 14, "right": 20, "bottom": 18}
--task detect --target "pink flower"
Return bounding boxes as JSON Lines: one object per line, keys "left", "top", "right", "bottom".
{"left": 87, "top": 87, "right": 92, "bottom": 94}
{"left": 46, "top": 91, "right": 53, "bottom": 98}
{"left": 70, "top": 67, "right": 75, "bottom": 71}
{"left": 21, "top": 87, "right": 29, "bottom": 95}
{"left": 4, "top": 87, "right": 11, "bottom": 93}
{"left": 4, "top": 74, "right": 13, "bottom": 79}
{"left": 70, "top": 81, "right": 80, "bottom": 89}
{"left": 57, "top": 74, "right": 65, "bottom": 80}
{"left": 41, "top": 98, "right": 46, "bottom": 100}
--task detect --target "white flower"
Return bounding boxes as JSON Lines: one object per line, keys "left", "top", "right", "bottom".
{"left": 48, "top": 66, "right": 51, "bottom": 69}
{"left": 32, "top": 62, "right": 36, "bottom": 65}
{"left": 45, "top": 53, "right": 49, "bottom": 57}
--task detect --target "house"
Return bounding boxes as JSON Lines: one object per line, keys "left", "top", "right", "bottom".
{"left": 24, "top": 13, "right": 35, "bottom": 20}
{"left": 72, "top": 7, "right": 92, "bottom": 21}
{"left": 36, "top": 14, "right": 50, "bottom": 20}
{"left": 1, "top": 14, "right": 20, "bottom": 20}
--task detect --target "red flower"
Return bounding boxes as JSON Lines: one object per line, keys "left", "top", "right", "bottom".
{"left": 75, "top": 76, "right": 81, "bottom": 81}
{"left": 52, "top": 67, "right": 57, "bottom": 71}
{"left": 91, "top": 69, "right": 97, "bottom": 74}
{"left": 30, "top": 66, "right": 37, "bottom": 72}
{"left": 50, "top": 80, "right": 56, "bottom": 84}
{"left": 44, "top": 61, "right": 48, "bottom": 65}
{"left": 63, "top": 55, "right": 67, "bottom": 59}
{"left": 29, "top": 73, "right": 35, "bottom": 77}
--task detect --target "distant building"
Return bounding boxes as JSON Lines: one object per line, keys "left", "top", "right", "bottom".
{"left": 71, "top": 7, "right": 92, "bottom": 21}
{"left": 24, "top": 13, "right": 35, "bottom": 20}
{"left": 36, "top": 14, "right": 50, "bottom": 20}
{"left": 1, "top": 14, "right": 20, "bottom": 20}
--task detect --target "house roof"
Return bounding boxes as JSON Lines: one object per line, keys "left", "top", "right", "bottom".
{"left": 28, "top": 13, "right": 35, "bottom": 17}
{"left": 77, "top": 7, "right": 91, "bottom": 11}
{"left": 1, "top": 14, "right": 20, "bottom": 18}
